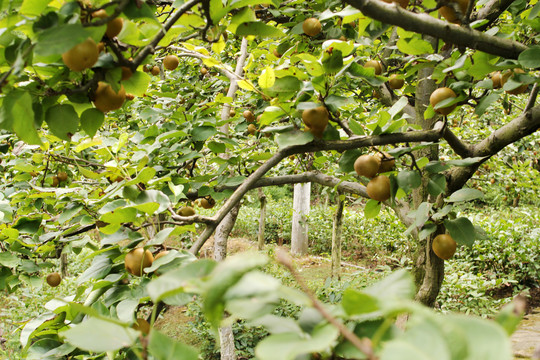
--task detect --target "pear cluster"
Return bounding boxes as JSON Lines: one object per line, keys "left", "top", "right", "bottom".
{"left": 354, "top": 153, "right": 395, "bottom": 202}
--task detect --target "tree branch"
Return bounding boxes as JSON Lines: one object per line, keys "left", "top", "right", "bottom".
{"left": 446, "top": 105, "right": 540, "bottom": 192}
{"left": 472, "top": 0, "right": 516, "bottom": 31}
{"left": 442, "top": 127, "right": 473, "bottom": 158}
{"left": 343, "top": 0, "right": 528, "bottom": 59}
{"left": 132, "top": 0, "right": 202, "bottom": 69}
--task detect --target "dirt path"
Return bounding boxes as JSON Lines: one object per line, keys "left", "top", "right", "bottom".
{"left": 512, "top": 308, "right": 540, "bottom": 359}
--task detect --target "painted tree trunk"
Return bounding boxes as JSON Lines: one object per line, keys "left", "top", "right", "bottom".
{"left": 331, "top": 192, "right": 344, "bottom": 279}
{"left": 291, "top": 182, "right": 311, "bottom": 255}
{"left": 257, "top": 188, "right": 267, "bottom": 250}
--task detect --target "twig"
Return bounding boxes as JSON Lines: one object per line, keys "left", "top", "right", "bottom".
{"left": 525, "top": 83, "right": 539, "bottom": 113}
{"left": 276, "top": 250, "right": 377, "bottom": 360}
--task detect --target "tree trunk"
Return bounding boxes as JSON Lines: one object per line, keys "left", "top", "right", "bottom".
{"left": 291, "top": 182, "right": 311, "bottom": 256}
{"left": 214, "top": 204, "right": 240, "bottom": 360}
{"left": 218, "top": 326, "right": 236, "bottom": 360}
{"left": 409, "top": 65, "right": 445, "bottom": 307}
{"left": 257, "top": 188, "right": 267, "bottom": 250}
{"left": 331, "top": 192, "right": 344, "bottom": 279}
{"left": 60, "top": 252, "right": 68, "bottom": 278}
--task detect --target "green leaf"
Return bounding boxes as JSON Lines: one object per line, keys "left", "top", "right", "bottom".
{"left": 428, "top": 173, "right": 446, "bottom": 197}
{"left": 255, "top": 324, "right": 339, "bottom": 360}
{"left": 346, "top": 62, "right": 385, "bottom": 86}
{"left": 45, "top": 104, "right": 79, "bottom": 141}
{"left": 265, "top": 76, "right": 302, "bottom": 94}
{"left": 437, "top": 313, "right": 512, "bottom": 360}
{"left": 419, "top": 223, "right": 437, "bottom": 240}
{"left": 58, "top": 204, "right": 83, "bottom": 224}
{"left": 227, "top": 7, "right": 257, "bottom": 32}
{"left": 342, "top": 288, "right": 379, "bottom": 315}
{"left": 446, "top": 188, "right": 484, "bottom": 202}
{"left": 116, "top": 299, "right": 138, "bottom": 323}
{"left": 415, "top": 202, "right": 431, "bottom": 227}
{"left": 62, "top": 317, "right": 138, "bottom": 352}
{"left": 80, "top": 108, "right": 104, "bottom": 137}
{"left": 21, "top": 0, "right": 51, "bottom": 16}
{"left": 364, "top": 198, "right": 381, "bottom": 219}
{"left": 123, "top": 71, "right": 151, "bottom": 96}
{"left": 235, "top": 22, "right": 285, "bottom": 38}
{"left": 518, "top": 46, "right": 540, "bottom": 69}
{"left": 295, "top": 54, "right": 324, "bottom": 76}
{"left": 364, "top": 270, "right": 415, "bottom": 301}
{"left": 338, "top": 149, "right": 363, "bottom": 173}
{"left": 126, "top": 167, "right": 156, "bottom": 185}
{"left": 147, "top": 259, "right": 213, "bottom": 303}
{"left": 348, "top": 119, "right": 365, "bottom": 135}
{"left": 20, "top": 312, "right": 57, "bottom": 347}
{"left": 396, "top": 170, "right": 422, "bottom": 193}
{"left": 192, "top": 126, "right": 217, "bottom": 142}
{"left": 11, "top": 92, "right": 42, "bottom": 145}
{"left": 148, "top": 330, "right": 199, "bottom": 360}
{"left": 325, "top": 95, "right": 354, "bottom": 109}
{"left": 396, "top": 36, "right": 433, "bottom": 55}
{"left": 209, "top": 0, "right": 224, "bottom": 22}
{"left": 78, "top": 254, "right": 113, "bottom": 283}
{"left": 0, "top": 252, "right": 21, "bottom": 268}
{"left": 203, "top": 253, "right": 267, "bottom": 327}
{"left": 388, "top": 96, "right": 408, "bottom": 119}
{"left": 248, "top": 314, "right": 303, "bottom": 335}
{"left": 13, "top": 216, "right": 42, "bottom": 234}
{"left": 258, "top": 106, "right": 286, "bottom": 126}
{"left": 444, "top": 217, "right": 476, "bottom": 247}
{"left": 423, "top": 104, "right": 436, "bottom": 120}
{"left": 35, "top": 24, "right": 91, "bottom": 56}
{"left": 133, "top": 190, "right": 170, "bottom": 213}
{"left": 322, "top": 49, "right": 343, "bottom": 74}
{"left": 475, "top": 92, "right": 499, "bottom": 115}
{"left": 276, "top": 130, "right": 314, "bottom": 149}
{"left": 380, "top": 320, "right": 451, "bottom": 360}
{"left": 100, "top": 207, "right": 137, "bottom": 224}
{"left": 443, "top": 54, "right": 468, "bottom": 73}
{"left": 27, "top": 340, "right": 75, "bottom": 360}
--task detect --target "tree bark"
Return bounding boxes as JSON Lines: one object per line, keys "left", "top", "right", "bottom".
{"left": 214, "top": 204, "right": 240, "bottom": 360}
{"left": 331, "top": 192, "right": 344, "bottom": 279}
{"left": 60, "top": 252, "right": 68, "bottom": 278}
{"left": 257, "top": 188, "right": 267, "bottom": 250}
{"left": 291, "top": 182, "right": 311, "bottom": 256}
{"left": 218, "top": 326, "right": 236, "bottom": 360}
{"left": 409, "top": 65, "right": 445, "bottom": 307}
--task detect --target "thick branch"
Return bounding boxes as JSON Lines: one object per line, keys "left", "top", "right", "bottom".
{"left": 343, "top": 0, "right": 528, "bottom": 59}
{"left": 442, "top": 127, "right": 473, "bottom": 158}
{"left": 447, "top": 105, "right": 540, "bottom": 192}
{"left": 472, "top": 106, "right": 540, "bottom": 157}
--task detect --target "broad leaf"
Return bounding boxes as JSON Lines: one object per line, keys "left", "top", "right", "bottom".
{"left": 444, "top": 217, "right": 476, "bottom": 247}
{"left": 62, "top": 317, "right": 138, "bottom": 352}
{"left": 255, "top": 324, "right": 339, "bottom": 360}
{"left": 148, "top": 330, "right": 199, "bottom": 360}
{"left": 45, "top": 104, "right": 79, "bottom": 141}
{"left": 447, "top": 188, "right": 484, "bottom": 202}
{"left": 276, "top": 130, "right": 314, "bottom": 149}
